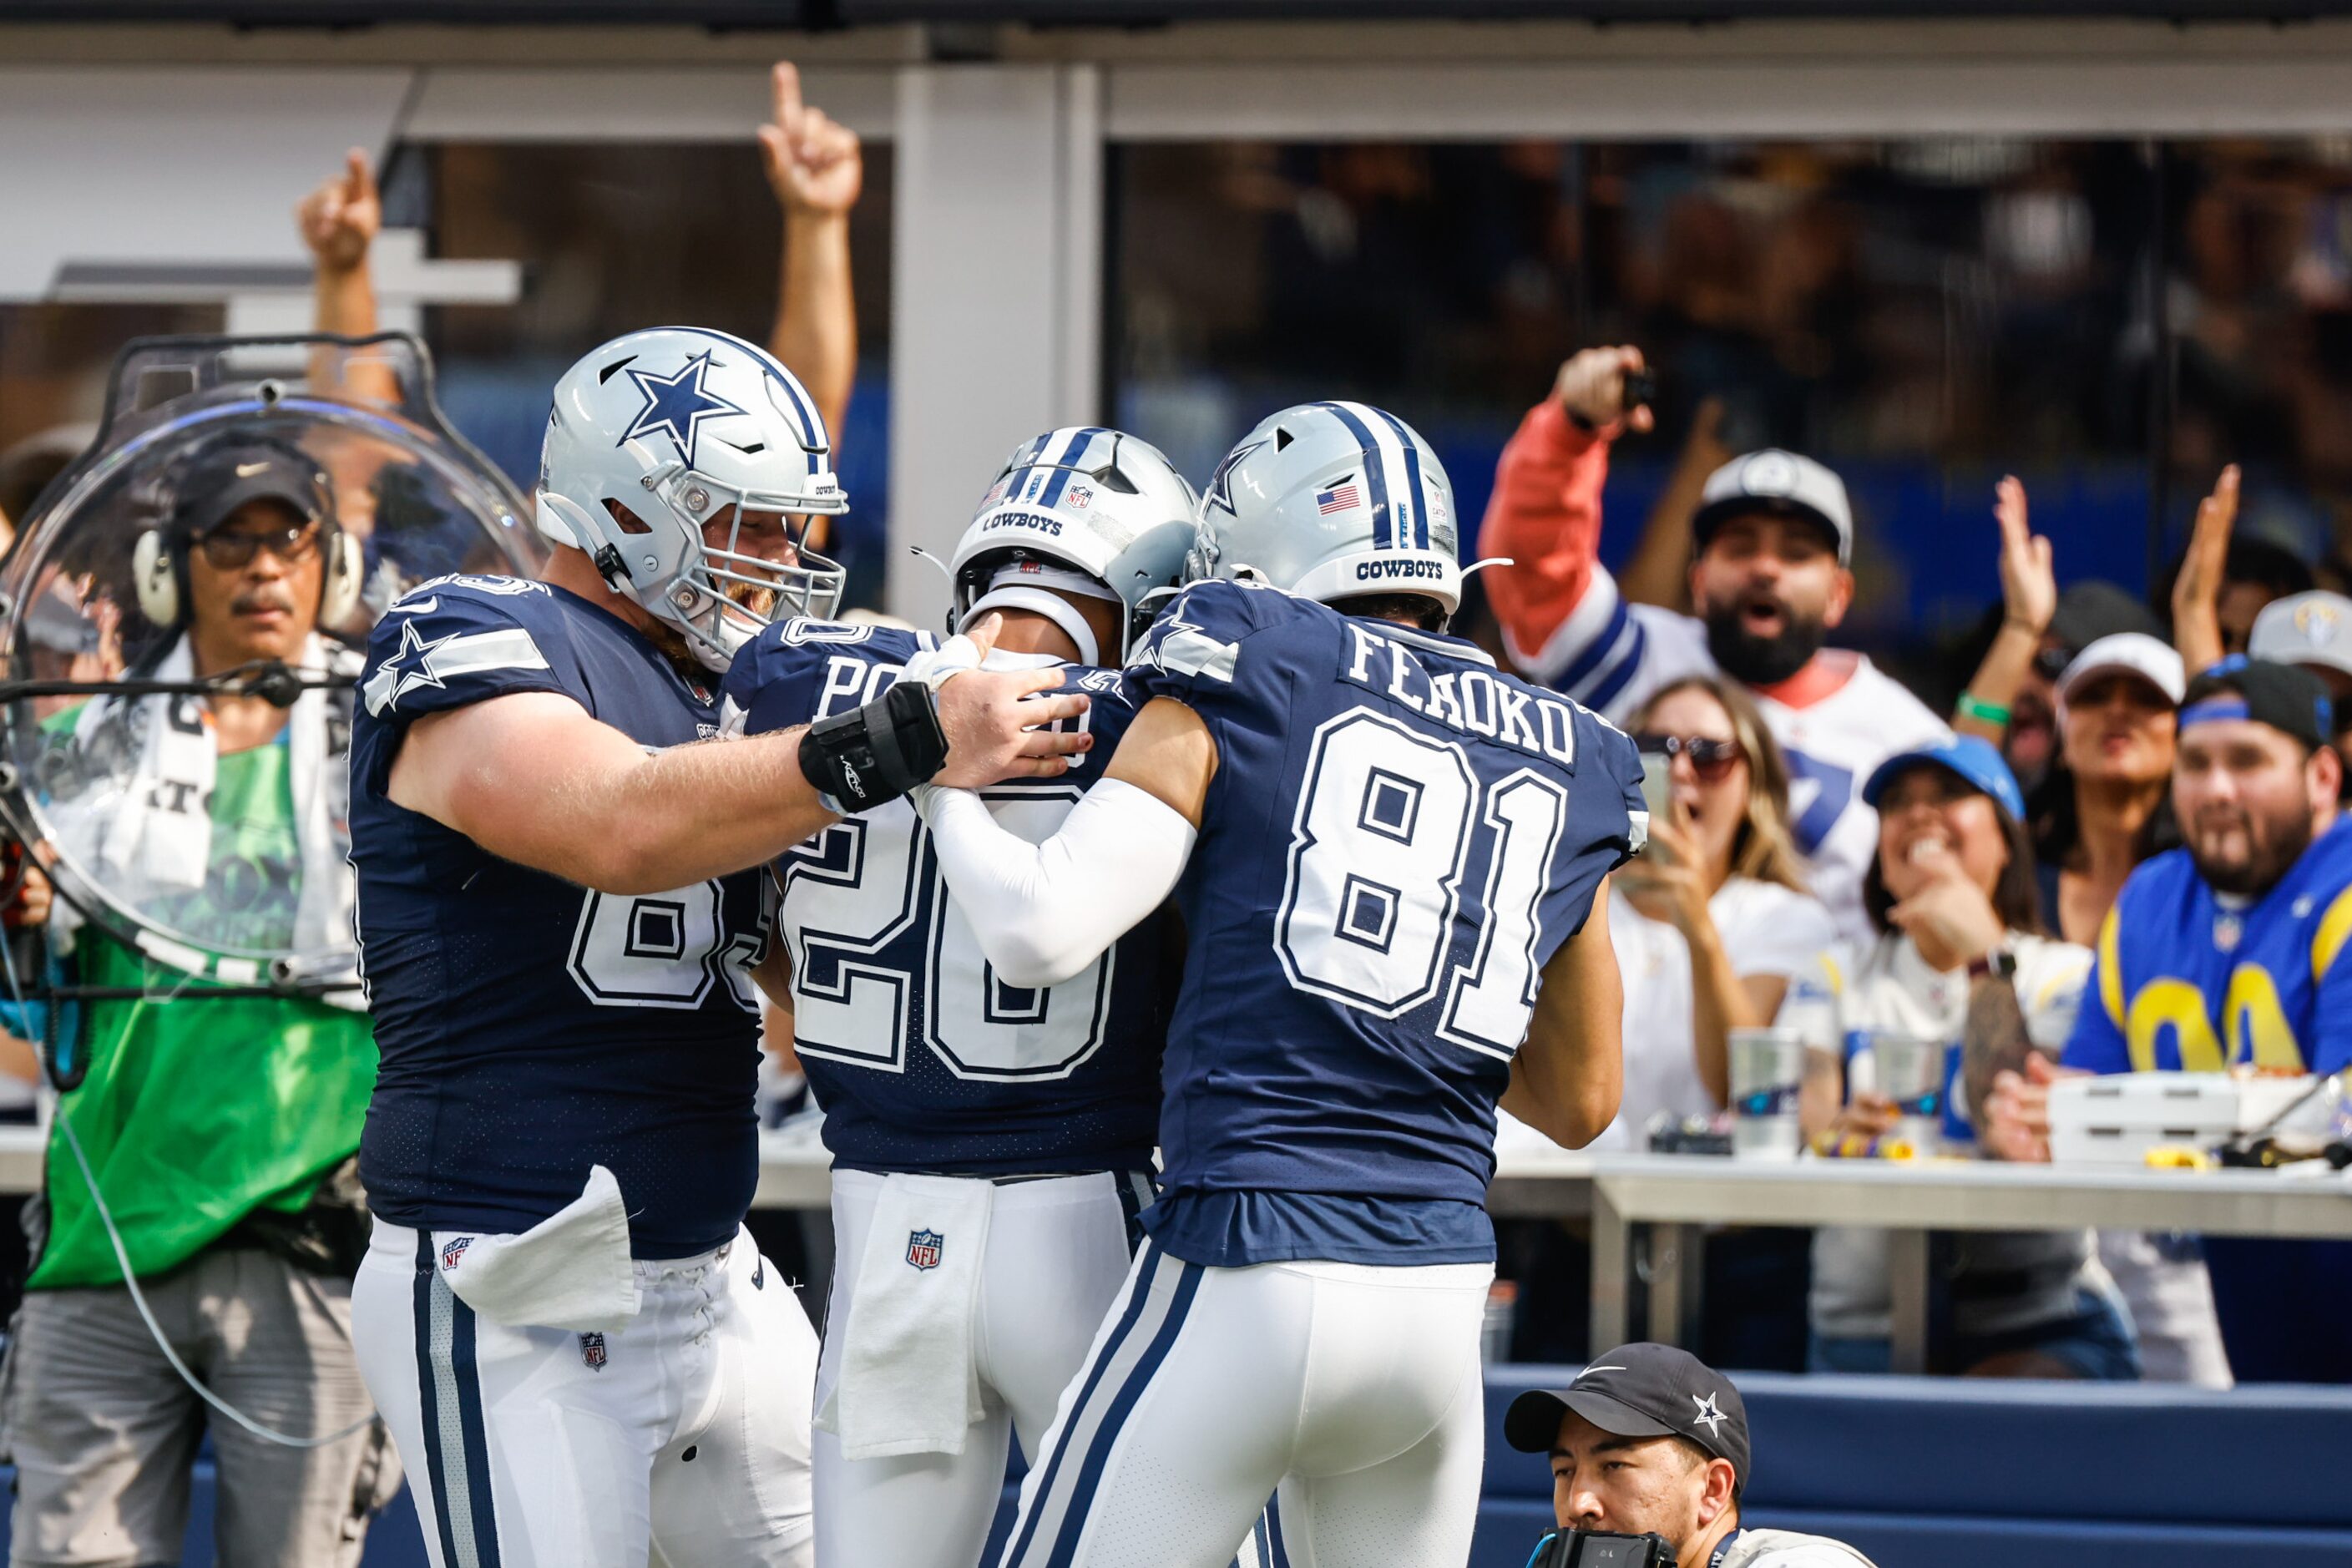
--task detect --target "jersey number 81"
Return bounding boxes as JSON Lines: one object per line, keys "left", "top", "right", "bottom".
{"left": 1279, "top": 710, "right": 1567, "bottom": 1060}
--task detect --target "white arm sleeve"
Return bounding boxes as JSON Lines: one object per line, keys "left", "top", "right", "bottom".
{"left": 913, "top": 776, "right": 1196, "bottom": 989}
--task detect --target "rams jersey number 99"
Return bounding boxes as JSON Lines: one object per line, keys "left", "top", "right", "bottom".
{"left": 721, "top": 619, "right": 1171, "bottom": 1178}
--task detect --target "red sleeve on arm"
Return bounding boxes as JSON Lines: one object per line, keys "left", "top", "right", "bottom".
{"left": 1480, "top": 399, "right": 1615, "bottom": 669}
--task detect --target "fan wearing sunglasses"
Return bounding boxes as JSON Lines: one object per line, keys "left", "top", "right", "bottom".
{"left": 1601, "top": 675, "right": 1833, "bottom": 1145}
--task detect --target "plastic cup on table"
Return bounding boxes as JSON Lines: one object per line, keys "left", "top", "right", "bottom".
{"left": 1728, "top": 1027, "right": 1806, "bottom": 1161}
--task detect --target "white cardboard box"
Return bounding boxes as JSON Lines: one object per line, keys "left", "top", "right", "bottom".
{"left": 2049, "top": 1073, "right": 2319, "bottom": 1165}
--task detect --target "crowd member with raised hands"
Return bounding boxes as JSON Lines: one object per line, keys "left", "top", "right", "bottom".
{"left": 1950, "top": 476, "right": 2056, "bottom": 753}
{"left": 1482, "top": 346, "right": 1945, "bottom": 942}
{"left": 1782, "top": 738, "right": 2133, "bottom": 1378}
{"left": 758, "top": 61, "right": 861, "bottom": 445}
{"left": 1603, "top": 675, "right": 1833, "bottom": 1144}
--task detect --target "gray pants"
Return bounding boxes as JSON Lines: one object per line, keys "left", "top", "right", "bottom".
{"left": 1, "top": 1247, "right": 401, "bottom": 1568}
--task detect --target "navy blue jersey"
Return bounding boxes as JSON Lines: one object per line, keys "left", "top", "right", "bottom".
{"left": 352, "top": 577, "right": 770, "bottom": 1259}
{"left": 721, "top": 619, "right": 1168, "bottom": 1176}
{"left": 1128, "top": 579, "right": 1643, "bottom": 1267}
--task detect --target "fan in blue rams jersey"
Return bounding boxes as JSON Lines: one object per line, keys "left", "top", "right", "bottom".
{"left": 719, "top": 427, "right": 1203, "bottom": 1568}
{"left": 1990, "top": 657, "right": 2352, "bottom": 1382}
{"left": 912, "top": 403, "right": 1643, "bottom": 1568}
{"left": 343, "top": 327, "right": 1095, "bottom": 1568}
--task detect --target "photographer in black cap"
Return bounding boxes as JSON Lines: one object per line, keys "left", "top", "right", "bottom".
{"left": 1504, "top": 1344, "right": 1877, "bottom": 1568}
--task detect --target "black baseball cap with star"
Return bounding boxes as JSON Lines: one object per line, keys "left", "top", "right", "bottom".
{"left": 1504, "top": 1343, "right": 1752, "bottom": 1498}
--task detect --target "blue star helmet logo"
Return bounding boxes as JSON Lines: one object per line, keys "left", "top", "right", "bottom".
{"left": 1203, "top": 438, "right": 1267, "bottom": 518}
{"left": 620, "top": 350, "right": 749, "bottom": 468}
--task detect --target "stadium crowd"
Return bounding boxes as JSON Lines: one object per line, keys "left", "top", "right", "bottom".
{"left": 0, "top": 55, "right": 2349, "bottom": 1568}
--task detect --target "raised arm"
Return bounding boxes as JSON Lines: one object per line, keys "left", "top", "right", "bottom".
{"left": 760, "top": 62, "right": 860, "bottom": 441}
{"left": 297, "top": 149, "right": 402, "bottom": 407}
{"left": 389, "top": 660, "right": 1087, "bottom": 895}
{"left": 1953, "top": 475, "right": 2056, "bottom": 745}
{"left": 2171, "top": 465, "right": 2239, "bottom": 679}
{"left": 915, "top": 695, "right": 1214, "bottom": 988}
{"left": 1484, "top": 346, "right": 1648, "bottom": 690}
{"left": 1500, "top": 876, "right": 1624, "bottom": 1149}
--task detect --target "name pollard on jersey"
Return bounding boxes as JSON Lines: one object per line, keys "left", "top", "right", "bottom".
{"left": 721, "top": 618, "right": 1172, "bottom": 1177}
{"left": 1123, "top": 579, "right": 1646, "bottom": 1269}
{"left": 351, "top": 577, "right": 772, "bottom": 1259}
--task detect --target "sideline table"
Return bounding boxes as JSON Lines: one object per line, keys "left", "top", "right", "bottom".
{"left": 1583, "top": 1153, "right": 2352, "bottom": 1372}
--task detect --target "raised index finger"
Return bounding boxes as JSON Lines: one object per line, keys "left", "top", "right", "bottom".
{"left": 771, "top": 61, "right": 805, "bottom": 132}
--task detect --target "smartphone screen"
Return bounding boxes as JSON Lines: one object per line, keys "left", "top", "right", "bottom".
{"left": 1638, "top": 751, "right": 1673, "bottom": 838}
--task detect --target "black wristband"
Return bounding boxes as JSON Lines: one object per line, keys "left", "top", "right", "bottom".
{"left": 798, "top": 679, "right": 950, "bottom": 812}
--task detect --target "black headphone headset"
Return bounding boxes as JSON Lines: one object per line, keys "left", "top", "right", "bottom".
{"left": 131, "top": 438, "right": 362, "bottom": 631}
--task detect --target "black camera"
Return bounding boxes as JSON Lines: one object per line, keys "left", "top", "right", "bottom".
{"left": 1530, "top": 1529, "right": 1679, "bottom": 1568}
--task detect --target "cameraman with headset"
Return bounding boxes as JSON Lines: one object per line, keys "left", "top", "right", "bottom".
{"left": 1505, "top": 1344, "right": 1877, "bottom": 1568}
{"left": 0, "top": 431, "right": 397, "bottom": 1568}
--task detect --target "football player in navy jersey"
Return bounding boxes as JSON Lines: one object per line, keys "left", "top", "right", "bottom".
{"left": 915, "top": 403, "right": 1643, "bottom": 1567}
{"left": 722, "top": 427, "right": 1206, "bottom": 1568}
{"left": 344, "top": 326, "right": 1094, "bottom": 1568}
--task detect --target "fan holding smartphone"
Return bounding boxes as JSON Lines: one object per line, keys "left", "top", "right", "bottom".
{"left": 1603, "top": 676, "right": 1836, "bottom": 1146}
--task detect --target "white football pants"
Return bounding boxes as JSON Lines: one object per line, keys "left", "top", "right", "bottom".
{"left": 352, "top": 1217, "right": 817, "bottom": 1568}
{"left": 813, "top": 1168, "right": 1151, "bottom": 1568}
{"left": 996, "top": 1240, "right": 1492, "bottom": 1568}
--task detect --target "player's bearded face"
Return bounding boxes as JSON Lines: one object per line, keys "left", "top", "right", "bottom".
{"left": 702, "top": 505, "right": 806, "bottom": 620}
{"left": 1693, "top": 514, "right": 1844, "bottom": 687}
{"left": 2175, "top": 720, "right": 2319, "bottom": 895}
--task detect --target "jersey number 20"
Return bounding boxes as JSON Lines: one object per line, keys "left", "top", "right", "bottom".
{"left": 1278, "top": 710, "right": 1568, "bottom": 1060}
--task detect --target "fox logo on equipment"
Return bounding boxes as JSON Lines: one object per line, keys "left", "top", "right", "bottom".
{"left": 441, "top": 1237, "right": 472, "bottom": 1270}
{"left": 907, "top": 1229, "right": 943, "bottom": 1271}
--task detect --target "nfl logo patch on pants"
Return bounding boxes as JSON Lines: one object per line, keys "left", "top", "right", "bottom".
{"left": 906, "top": 1230, "right": 943, "bottom": 1271}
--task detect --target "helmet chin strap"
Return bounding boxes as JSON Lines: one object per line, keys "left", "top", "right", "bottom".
{"left": 962, "top": 585, "right": 1100, "bottom": 668}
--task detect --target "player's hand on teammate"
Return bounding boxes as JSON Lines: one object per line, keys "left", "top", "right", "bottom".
{"left": 931, "top": 613, "right": 1092, "bottom": 787}
{"left": 760, "top": 63, "right": 863, "bottom": 220}
{"left": 296, "top": 149, "right": 382, "bottom": 271}
{"left": 1991, "top": 475, "right": 2056, "bottom": 637}
{"left": 1553, "top": 346, "right": 1653, "bottom": 433}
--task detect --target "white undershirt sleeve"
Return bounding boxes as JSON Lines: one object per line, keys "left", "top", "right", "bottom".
{"left": 912, "top": 776, "right": 1196, "bottom": 989}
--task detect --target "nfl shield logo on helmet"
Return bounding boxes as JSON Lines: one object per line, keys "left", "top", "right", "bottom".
{"left": 1067, "top": 483, "right": 1094, "bottom": 510}
{"left": 579, "top": 1332, "right": 609, "bottom": 1372}
{"left": 907, "top": 1229, "right": 943, "bottom": 1271}
{"left": 441, "top": 1237, "right": 472, "bottom": 1271}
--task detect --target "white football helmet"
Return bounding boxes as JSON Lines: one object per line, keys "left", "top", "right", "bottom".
{"left": 536, "top": 326, "right": 848, "bottom": 670}
{"left": 1193, "top": 401, "right": 1462, "bottom": 620}
{"left": 946, "top": 427, "right": 1197, "bottom": 664}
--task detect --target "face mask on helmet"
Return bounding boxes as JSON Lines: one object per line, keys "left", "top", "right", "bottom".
{"left": 538, "top": 328, "right": 851, "bottom": 670}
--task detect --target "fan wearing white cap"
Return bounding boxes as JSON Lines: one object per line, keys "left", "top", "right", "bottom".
{"left": 716, "top": 426, "right": 1209, "bottom": 1568}
{"left": 2041, "top": 633, "right": 2186, "bottom": 947}
{"left": 2250, "top": 590, "right": 2352, "bottom": 783}
{"left": 1480, "top": 347, "right": 1946, "bottom": 942}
